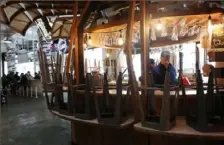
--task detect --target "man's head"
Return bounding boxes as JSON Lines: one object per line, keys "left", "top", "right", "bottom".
{"left": 160, "top": 51, "right": 170, "bottom": 67}
{"left": 149, "top": 59, "right": 155, "bottom": 69}
{"left": 202, "top": 64, "right": 214, "bottom": 76}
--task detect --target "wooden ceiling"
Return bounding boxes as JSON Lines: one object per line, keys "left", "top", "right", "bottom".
{"left": 1, "top": 1, "right": 223, "bottom": 36}
{"left": 0, "top": 0, "right": 124, "bottom": 35}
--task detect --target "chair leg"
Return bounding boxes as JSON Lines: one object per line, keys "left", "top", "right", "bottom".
{"left": 31, "top": 87, "right": 33, "bottom": 97}
{"left": 23, "top": 87, "right": 25, "bottom": 96}
{"left": 35, "top": 87, "right": 38, "bottom": 98}
{"left": 27, "top": 87, "right": 29, "bottom": 97}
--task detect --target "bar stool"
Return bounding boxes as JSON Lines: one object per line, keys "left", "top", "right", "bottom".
{"left": 38, "top": 50, "right": 60, "bottom": 111}
{"left": 186, "top": 68, "right": 224, "bottom": 132}
{"left": 139, "top": 71, "right": 179, "bottom": 131}
{"left": 68, "top": 73, "right": 96, "bottom": 119}
{"left": 94, "top": 72, "right": 131, "bottom": 125}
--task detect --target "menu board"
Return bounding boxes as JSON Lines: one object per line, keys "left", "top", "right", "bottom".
{"left": 211, "top": 23, "right": 224, "bottom": 50}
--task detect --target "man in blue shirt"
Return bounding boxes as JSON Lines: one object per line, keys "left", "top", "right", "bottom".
{"left": 152, "top": 51, "right": 177, "bottom": 85}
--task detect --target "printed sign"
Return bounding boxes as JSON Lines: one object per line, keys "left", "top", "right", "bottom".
{"left": 211, "top": 23, "right": 224, "bottom": 50}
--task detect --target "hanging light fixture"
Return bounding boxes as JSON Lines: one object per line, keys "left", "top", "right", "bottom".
{"left": 106, "top": 49, "right": 110, "bottom": 57}
{"left": 83, "top": 43, "right": 87, "bottom": 48}
{"left": 156, "top": 19, "right": 162, "bottom": 31}
{"left": 88, "top": 34, "right": 92, "bottom": 45}
{"left": 118, "top": 30, "right": 124, "bottom": 45}
{"left": 208, "top": 15, "right": 213, "bottom": 33}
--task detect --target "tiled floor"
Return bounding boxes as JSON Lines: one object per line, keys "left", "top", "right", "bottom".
{"left": 0, "top": 95, "right": 71, "bottom": 145}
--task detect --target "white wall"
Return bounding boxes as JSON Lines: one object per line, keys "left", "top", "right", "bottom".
{"left": 16, "top": 62, "right": 40, "bottom": 76}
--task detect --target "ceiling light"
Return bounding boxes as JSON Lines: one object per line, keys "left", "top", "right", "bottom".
{"left": 118, "top": 30, "right": 124, "bottom": 45}
{"left": 156, "top": 20, "right": 162, "bottom": 31}
{"left": 88, "top": 35, "right": 92, "bottom": 45}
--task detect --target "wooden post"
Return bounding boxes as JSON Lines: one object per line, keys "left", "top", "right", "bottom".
{"left": 125, "top": 0, "right": 140, "bottom": 120}
{"left": 140, "top": 0, "right": 150, "bottom": 120}
{"left": 76, "top": 1, "right": 93, "bottom": 84}
{"left": 70, "top": 2, "right": 93, "bottom": 144}
{"left": 66, "top": 1, "right": 78, "bottom": 73}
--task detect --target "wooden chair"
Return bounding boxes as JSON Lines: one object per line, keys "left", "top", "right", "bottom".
{"left": 38, "top": 49, "right": 66, "bottom": 112}
{"left": 67, "top": 73, "right": 96, "bottom": 120}
{"left": 94, "top": 72, "right": 131, "bottom": 125}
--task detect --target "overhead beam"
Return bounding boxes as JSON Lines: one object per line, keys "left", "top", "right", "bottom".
{"left": 9, "top": 5, "right": 73, "bottom": 23}
{"left": 20, "top": 11, "right": 73, "bottom": 35}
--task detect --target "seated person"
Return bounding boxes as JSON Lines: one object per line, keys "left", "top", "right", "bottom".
{"left": 139, "top": 58, "right": 155, "bottom": 82}
{"left": 202, "top": 64, "right": 214, "bottom": 77}
{"left": 152, "top": 51, "right": 177, "bottom": 85}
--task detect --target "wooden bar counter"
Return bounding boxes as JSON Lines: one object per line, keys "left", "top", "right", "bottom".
{"left": 49, "top": 89, "right": 224, "bottom": 145}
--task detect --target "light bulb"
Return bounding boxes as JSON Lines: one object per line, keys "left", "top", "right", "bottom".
{"left": 156, "top": 20, "right": 162, "bottom": 31}
{"left": 118, "top": 38, "right": 124, "bottom": 45}
{"left": 208, "top": 15, "right": 213, "bottom": 33}
{"left": 83, "top": 43, "right": 87, "bottom": 48}
{"left": 106, "top": 53, "right": 110, "bottom": 57}
{"left": 88, "top": 35, "right": 92, "bottom": 45}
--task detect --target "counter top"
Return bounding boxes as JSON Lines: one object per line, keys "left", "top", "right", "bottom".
{"left": 134, "top": 117, "right": 224, "bottom": 139}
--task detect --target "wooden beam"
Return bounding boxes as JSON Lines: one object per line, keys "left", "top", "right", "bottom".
{"left": 76, "top": 1, "right": 95, "bottom": 84}
{"left": 18, "top": 12, "right": 72, "bottom": 35}
{"left": 66, "top": 1, "right": 78, "bottom": 73}
{"left": 124, "top": 0, "right": 140, "bottom": 120}
{"left": 84, "top": 12, "right": 141, "bottom": 33}
{"left": 9, "top": 5, "right": 73, "bottom": 23}
{"left": 140, "top": 0, "right": 150, "bottom": 121}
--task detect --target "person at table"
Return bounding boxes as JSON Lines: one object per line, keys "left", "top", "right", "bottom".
{"left": 202, "top": 64, "right": 214, "bottom": 77}
{"left": 152, "top": 51, "right": 177, "bottom": 85}
{"left": 139, "top": 58, "right": 155, "bottom": 82}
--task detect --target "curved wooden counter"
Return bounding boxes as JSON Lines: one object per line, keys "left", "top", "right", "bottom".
{"left": 134, "top": 117, "right": 224, "bottom": 139}
{"left": 50, "top": 110, "right": 135, "bottom": 129}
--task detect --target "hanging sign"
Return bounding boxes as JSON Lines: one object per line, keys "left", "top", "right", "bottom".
{"left": 211, "top": 23, "right": 224, "bottom": 50}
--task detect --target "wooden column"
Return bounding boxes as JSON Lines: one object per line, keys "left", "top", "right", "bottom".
{"left": 140, "top": 0, "right": 150, "bottom": 120}
{"left": 66, "top": 1, "right": 78, "bottom": 73}
{"left": 125, "top": 0, "right": 140, "bottom": 120}
{"left": 76, "top": 1, "right": 94, "bottom": 84}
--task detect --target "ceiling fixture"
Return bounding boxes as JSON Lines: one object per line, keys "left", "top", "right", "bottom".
{"left": 88, "top": 34, "right": 92, "bottom": 45}
{"left": 156, "top": 19, "right": 162, "bottom": 30}
{"left": 118, "top": 30, "right": 124, "bottom": 45}
{"left": 208, "top": 15, "right": 213, "bottom": 33}
{"left": 1, "top": 37, "right": 12, "bottom": 44}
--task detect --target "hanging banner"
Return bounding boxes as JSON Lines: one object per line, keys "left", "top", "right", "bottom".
{"left": 211, "top": 23, "right": 224, "bottom": 51}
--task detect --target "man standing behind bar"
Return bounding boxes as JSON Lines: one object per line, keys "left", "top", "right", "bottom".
{"left": 152, "top": 51, "right": 177, "bottom": 85}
